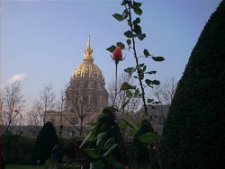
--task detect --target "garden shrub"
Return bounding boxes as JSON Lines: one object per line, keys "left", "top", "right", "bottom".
{"left": 63, "top": 138, "right": 76, "bottom": 162}
{"left": 160, "top": 1, "right": 225, "bottom": 169}
{"left": 32, "top": 122, "right": 59, "bottom": 165}
{"left": 4, "top": 134, "right": 35, "bottom": 164}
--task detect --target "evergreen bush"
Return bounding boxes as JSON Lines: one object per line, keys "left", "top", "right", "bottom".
{"left": 160, "top": 1, "right": 225, "bottom": 169}
{"left": 4, "top": 134, "right": 35, "bottom": 164}
{"left": 32, "top": 122, "right": 58, "bottom": 165}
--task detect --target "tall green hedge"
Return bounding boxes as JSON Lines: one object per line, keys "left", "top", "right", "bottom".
{"left": 4, "top": 134, "right": 35, "bottom": 164}
{"left": 160, "top": 1, "right": 225, "bottom": 169}
{"left": 32, "top": 122, "right": 58, "bottom": 165}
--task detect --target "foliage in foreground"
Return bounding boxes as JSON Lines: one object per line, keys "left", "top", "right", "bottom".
{"left": 80, "top": 0, "right": 164, "bottom": 168}
{"left": 80, "top": 107, "right": 128, "bottom": 169}
{"left": 160, "top": 1, "right": 225, "bottom": 169}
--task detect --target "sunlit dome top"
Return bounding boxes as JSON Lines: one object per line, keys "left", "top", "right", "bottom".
{"left": 72, "top": 35, "right": 104, "bottom": 80}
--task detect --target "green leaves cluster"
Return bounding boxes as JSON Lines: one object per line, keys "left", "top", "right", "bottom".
{"left": 119, "top": 112, "right": 158, "bottom": 143}
{"left": 81, "top": 0, "right": 167, "bottom": 169}
{"left": 107, "top": 0, "right": 165, "bottom": 108}
{"left": 80, "top": 107, "right": 126, "bottom": 169}
{"left": 83, "top": 132, "right": 119, "bottom": 160}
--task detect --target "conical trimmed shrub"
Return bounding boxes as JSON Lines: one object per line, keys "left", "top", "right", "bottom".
{"left": 160, "top": 1, "right": 225, "bottom": 169}
{"left": 32, "top": 122, "right": 58, "bottom": 165}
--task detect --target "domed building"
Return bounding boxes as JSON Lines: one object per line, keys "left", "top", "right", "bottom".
{"left": 39, "top": 36, "right": 108, "bottom": 137}
{"left": 65, "top": 35, "right": 108, "bottom": 130}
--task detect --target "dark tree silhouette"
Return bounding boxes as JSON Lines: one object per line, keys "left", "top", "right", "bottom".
{"left": 160, "top": 1, "right": 225, "bottom": 169}
{"left": 32, "top": 122, "right": 58, "bottom": 165}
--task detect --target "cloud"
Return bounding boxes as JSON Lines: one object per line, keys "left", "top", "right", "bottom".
{"left": 8, "top": 73, "right": 27, "bottom": 83}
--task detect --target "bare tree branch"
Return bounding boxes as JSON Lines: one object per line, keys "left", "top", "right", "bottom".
{"left": 39, "top": 84, "right": 56, "bottom": 125}
{"left": 27, "top": 99, "right": 43, "bottom": 127}
{"left": 66, "top": 84, "right": 95, "bottom": 136}
{"left": 108, "top": 74, "right": 141, "bottom": 116}
{"left": 2, "top": 82, "right": 25, "bottom": 134}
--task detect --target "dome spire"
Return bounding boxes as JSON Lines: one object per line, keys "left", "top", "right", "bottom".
{"left": 83, "top": 34, "right": 94, "bottom": 62}
{"left": 87, "top": 33, "right": 91, "bottom": 50}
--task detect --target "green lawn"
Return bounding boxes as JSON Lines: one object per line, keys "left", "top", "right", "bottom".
{"left": 5, "top": 165, "right": 44, "bottom": 169}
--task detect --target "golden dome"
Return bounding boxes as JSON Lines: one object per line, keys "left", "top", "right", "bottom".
{"left": 72, "top": 62, "right": 104, "bottom": 79}
{"left": 72, "top": 35, "right": 104, "bottom": 80}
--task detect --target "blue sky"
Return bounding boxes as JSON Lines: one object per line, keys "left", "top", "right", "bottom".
{"left": 0, "top": 0, "right": 221, "bottom": 109}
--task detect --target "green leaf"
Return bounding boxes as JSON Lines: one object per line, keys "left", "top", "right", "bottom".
{"left": 133, "top": 1, "right": 142, "bottom": 8}
{"left": 124, "top": 30, "right": 133, "bottom": 38}
{"left": 124, "top": 67, "right": 136, "bottom": 76}
{"left": 116, "top": 42, "right": 125, "bottom": 49}
{"left": 106, "top": 45, "right": 116, "bottom": 53}
{"left": 143, "top": 65, "right": 146, "bottom": 72}
{"left": 134, "top": 89, "right": 140, "bottom": 97}
{"left": 134, "top": 7, "right": 142, "bottom": 16}
{"left": 79, "top": 131, "right": 95, "bottom": 148}
{"left": 122, "top": 9, "right": 129, "bottom": 20}
{"left": 133, "top": 25, "right": 142, "bottom": 34}
{"left": 96, "top": 132, "right": 107, "bottom": 146}
{"left": 121, "top": 113, "right": 138, "bottom": 130}
{"left": 86, "top": 149, "right": 101, "bottom": 159}
{"left": 112, "top": 13, "right": 124, "bottom": 21}
{"left": 145, "top": 79, "right": 160, "bottom": 86}
{"left": 133, "top": 17, "right": 141, "bottom": 25}
{"left": 145, "top": 79, "right": 151, "bottom": 86}
{"left": 127, "top": 19, "right": 132, "bottom": 27}
{"left": 91, "top": 160, "right": 104, "bottom": 169}
{"left": 137, "top": 63, "right": 144, "bottom": 69}
{"left": 97, "top": 132, "right": 107, "bottom": 139}
{"left": 126, "top": 39, "right": 131, "bottom": 46}
{"left": 121, "top": 82, "right": 136, "bottom": 90}
{"left": 147, "top": 99, "right": 154, "bottom": 103}
{"left": 145, "top": 71, "right": 157, "bottom": 75}
{"left": 139, "top": 72, "right": 144, "bottom": 80}
{"left": 152, "top": 56, "right": 165, "bottom": 62}
{"left": 103, "top": 143, "right": 118, "bottom": 157}
{"left": 136, "top": 33, "right": 146, "bottom": 40}
{"left": 138, "top": 132, "right": 158, "bottom": 144}
{"left": 138, "top": 93, "right": 143, "bottom": 97}
{"left": 144, "top": 49, "right": 150, "bottom": 57}
{"left": 152, "top": 80, "right": 160, "bottom": 85}
{"left": 126, "top": 90, "right": 133, "bottom": 98}
{"left": 121, "top": 0, "right": 129, "bottom": 6}
{"left": 104, "top": 137, "right": 115, "bottom": 150}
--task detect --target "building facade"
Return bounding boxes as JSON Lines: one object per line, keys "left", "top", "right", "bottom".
{"left": 65, "top": 35, "right": 108, "bottom": 126}
{"left": 46, "top": 36, "right": 108, "bottom": 137}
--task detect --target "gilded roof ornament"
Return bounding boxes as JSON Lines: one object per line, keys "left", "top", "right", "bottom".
{"left": 72, "top": 35, "right": 104, "bottom": 80}
{"left": 84, "top": 34, "right": 94, "bottom": 62}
